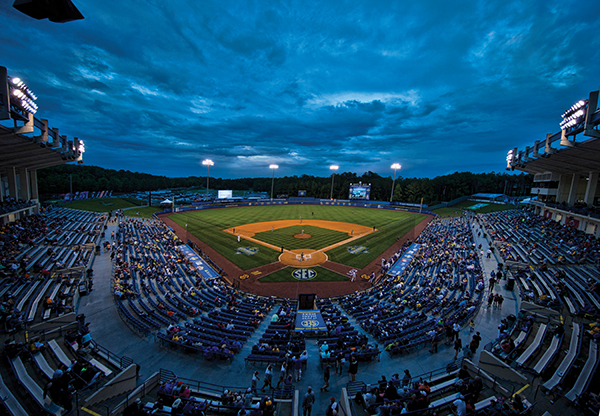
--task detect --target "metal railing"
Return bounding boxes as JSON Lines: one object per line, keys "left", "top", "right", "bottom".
{"left": 158, "top": 368, "right": 295, "bottom": 400}
{"left": 91, "top": 340, "right": 134, "bottom": 369}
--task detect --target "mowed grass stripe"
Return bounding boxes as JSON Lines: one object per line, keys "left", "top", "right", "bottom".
{"left": 326, "top": 213, "right": 426, "bottom": 268}
{"left": 253, "top": 225, "right": 349, "bottom": 251}
{"left": 170, "top": 205, "right": 426, "bottom": 271}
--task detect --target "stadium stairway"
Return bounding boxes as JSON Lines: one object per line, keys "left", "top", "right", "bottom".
{"left": 334, "top": 301, "right": 379, "bottom": 345}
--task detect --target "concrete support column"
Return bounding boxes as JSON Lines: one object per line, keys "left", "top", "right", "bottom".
{"left": 30, "top": 169, "right": 38, "bottom": 200}
{"left": 556, "top": 174, "right": 570, "bottom": 203}
{"left": 567, "top": 174, "right": 579, "bottom": 206}
{"left": 30, "top": 169, "right": 39, "bottom": 214}
{"left": 6, "top": 167, "right": 18, "bottom": 200}
{"left": 19, "top": 168, "right": 30, "bottom": 201}
{"left": 584, "top": 172, "right": 598, "bottom": 207}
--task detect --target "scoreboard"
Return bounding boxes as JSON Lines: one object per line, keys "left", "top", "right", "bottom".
{"left": 349, "top": 183, "right": 371, "bottom": 200}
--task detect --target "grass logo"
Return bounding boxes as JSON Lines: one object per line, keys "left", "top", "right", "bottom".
{"left": 292, "top": 268, "right": 317, "bottom": 280}
{"left": 236, "top": 247, "right": 258, "bottom": 256}
{"left": 347, "top": 246, "right": 369, "bottom": 254}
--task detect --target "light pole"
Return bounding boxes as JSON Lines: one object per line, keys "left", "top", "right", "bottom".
{"left": 329, "top": 165, "right": 339, "bottom": 200}
{"left": 202, "top": 159, "right": 214, "bottom": 202}
{"left": 269, "top": 164, "right": 279, "bottom": 201}
{"left": 390, "top": 163, "right": 401, "bottom": 202}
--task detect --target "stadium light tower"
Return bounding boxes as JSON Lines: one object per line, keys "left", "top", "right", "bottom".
{"left": 202, "top": 159, "right": 214, "bottom": 202}
{"left": 390, "top": 163, "right": 401, "bottom": 202}
{"left": 329, "top": 165, "right": 339, "bottom": 200}
{"left": 269, "top": 164, "right": 279, "bottom": 201}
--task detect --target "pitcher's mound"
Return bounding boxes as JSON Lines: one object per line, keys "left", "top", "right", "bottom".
{"left": 293, "top": 234, "right": 311, "bottom": 239}
{"left": 279, "top": 249, "right": 327, "bottom": 267}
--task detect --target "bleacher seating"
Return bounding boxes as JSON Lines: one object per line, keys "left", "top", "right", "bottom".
{"left": 10, "top": 356, "right": 66, "bottom": 415}
{"left": 112, "top": 217, "right": 271, "bottom": 359}
{"left": 341, "top": 217, "right": 484, "bottom": 355}
{"left": 515, "top": 323, "right": 547, "bottom": 366}
{"left": 564, "top": 340, "right": 598, "bottom": 402}
{"left": 543, "top": 323, "right": 581, "bottom": 391}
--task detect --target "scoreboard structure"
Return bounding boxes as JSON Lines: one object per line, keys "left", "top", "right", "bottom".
{"left": 349, "top": 183, "right": 371, "bottom": 200}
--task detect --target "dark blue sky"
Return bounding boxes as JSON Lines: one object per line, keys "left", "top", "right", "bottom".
{"left": 2, "top": 0, "right": 599, "bottom": 179}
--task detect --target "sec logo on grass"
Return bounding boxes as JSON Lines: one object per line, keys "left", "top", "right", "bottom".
{"left": 292, "top": 268, "right": 317, "bottom": 280}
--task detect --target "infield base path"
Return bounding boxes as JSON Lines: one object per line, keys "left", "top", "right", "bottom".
{"left": 226, "top": 219, "right": 375, "bottom": 267}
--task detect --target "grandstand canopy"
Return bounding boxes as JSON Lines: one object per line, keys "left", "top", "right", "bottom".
{"left": 515, "top": 137, "right": 600, "bottom": 175}
{"left": 509, "top": 90, "right": 600, "bottom": 176}
{"left": 0, "top": 124, "right": 76, "bottom": 170}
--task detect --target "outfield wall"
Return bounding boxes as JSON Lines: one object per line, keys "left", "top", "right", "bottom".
{"left": 156, "top": 199, "right": 435, "bottom": 216}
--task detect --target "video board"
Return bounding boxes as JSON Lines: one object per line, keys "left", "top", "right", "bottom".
{"left": 218, "top": 190, "right": 233, "bottom": 199}
{"left": 349, "top": 183, "right": 371, "bottom": 200}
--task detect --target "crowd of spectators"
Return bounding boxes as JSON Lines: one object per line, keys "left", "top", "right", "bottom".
{"left": 482, "top": 209, "right": 599, "bottom": 264}
{"left": 147, "top": 376, "right": 278, "bottom": 416}
{"left": 342, "top": 217, "right": 484, "bottom": 354}
{"left": 0, "top": 213, "right": 49, "bottom": 279}
{"left": 0, "top": 197, "right": 35, "bottom": 215}
{"left": 113, "top": 218, "right": 275, "bottom": 360}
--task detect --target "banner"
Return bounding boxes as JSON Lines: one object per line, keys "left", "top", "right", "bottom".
{"left": 387, "top": 243, "right": 421, "bottom": 277}
{"left": 294, "top": 309, "right": 327, "bottom": 332}
{"left": 178, "top": 245, "right": 220, "bottom": 280}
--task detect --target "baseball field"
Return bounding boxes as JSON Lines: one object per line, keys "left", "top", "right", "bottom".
{"left": 168, "top": 204, "right": 427, "bottom": 282}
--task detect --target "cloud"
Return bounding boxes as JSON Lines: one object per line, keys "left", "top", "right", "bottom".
{"left": 1, "top": 0, "right": 599, "bottom": 180}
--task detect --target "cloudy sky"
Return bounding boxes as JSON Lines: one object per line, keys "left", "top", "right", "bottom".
{"left": 1, "top": 0, "right": 599, "bottom": 179}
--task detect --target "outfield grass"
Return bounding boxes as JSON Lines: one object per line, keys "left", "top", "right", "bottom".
{"left": 258, "top": 266, "right": 349, "bottom": 282}
{"left": 62, "top": 197, "right": 146, "bottom": 212}
{"left": 253, "top": 225, "right": 349, "bottom": 251}
{"left": 433, "top": 200, "right": 514, "bottom": 217}
{"left": 170, "top": 205, "right": 427, "bottom": 271}
{"left": 126, "top": 206, "right": 164, "bottom": 218}
{"left": 326, "top": 212, "right": 425, "bottom": 268}
{"left": 432, "top": 207, "right": 463, "bottom": 218}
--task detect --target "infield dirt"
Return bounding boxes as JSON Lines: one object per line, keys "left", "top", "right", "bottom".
{"left": 225, "top": 219, "right": 375, "bottom": 267}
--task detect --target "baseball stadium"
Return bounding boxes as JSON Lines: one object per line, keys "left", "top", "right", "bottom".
{"left": 1, "top": 7, "right": 600, "bottom": 416}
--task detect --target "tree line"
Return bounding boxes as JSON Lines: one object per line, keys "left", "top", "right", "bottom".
{"left": 38, "top": 164, "right": 532, "bottom": 205}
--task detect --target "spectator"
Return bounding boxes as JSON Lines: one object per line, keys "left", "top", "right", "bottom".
{"left": 321, "top": 365, "right": 331, "bottom": 392}
{"left": 348, "top": 354, "right": 358, "bottom": 382}
{"left": 262, "top": 365, "right": 273, "bottom": 390}
{"left": 326, "top": 397, "right": 339, "bottom": 416}
{"left": 452, "top": 395, "right": 467, "bottom": 416}
{"left": 454, "top": 337, "right": 463, "bottom": 360}
{"left": 402, "top": 370, "right": 411, "bottom": 387}
{"left": 251, "top": 371, "right": 260, "bottom": 394}
{"left": 302, "top": 386, "right": 315, "bottom": 416}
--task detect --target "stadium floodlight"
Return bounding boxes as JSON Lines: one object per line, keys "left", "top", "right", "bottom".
{"left": 390, "top": 163, "right": 401, "bottom": 202}
{"left": 329, "top": 165, "right": 339, "bottom": 200}
{"left": 506, "top": 149, "right": 514, "bottom": 170}
{"left": 269, "top": 164, "right": 279, "bottom": 201}
{"left": 202, "top": 159, "right": 214, "bottom": 202}
{"left": 560, "top": 99, "right": 588, "bottom": 132}
{"left": 4, "top": 73, "right": 38, "bottom": 121}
